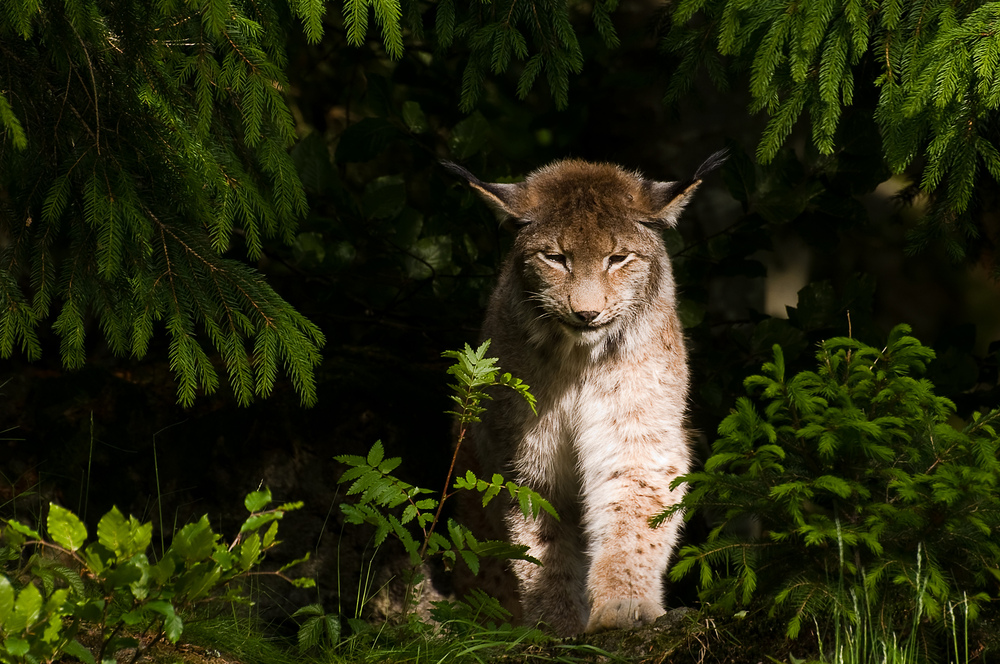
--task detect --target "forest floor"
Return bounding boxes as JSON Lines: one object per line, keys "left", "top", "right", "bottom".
{"left": 98, "top": 608, "right": 808, "bottom": 664}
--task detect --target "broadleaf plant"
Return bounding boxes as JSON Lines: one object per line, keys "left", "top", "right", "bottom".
{"left": 0, "top": 489, "right": 312, "bottom": 664}
{"left": 660, "top": 324, "right": 1000, "bottom": 638}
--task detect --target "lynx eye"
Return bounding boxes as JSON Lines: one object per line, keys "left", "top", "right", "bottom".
{"left": 540, "top": 252, "right": 567, "bottom": 267}
{"left": 607, "top": 253, "right": 632, "bottom": 268}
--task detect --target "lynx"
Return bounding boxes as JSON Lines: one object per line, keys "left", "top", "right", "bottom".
{"left": 445, "top": 151, "right": 726, "bottom": 636}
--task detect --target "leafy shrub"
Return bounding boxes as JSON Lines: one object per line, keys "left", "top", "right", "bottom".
{"left": 334, "top": 341, "right": 551, "bottom": 604}
{"left": 661, "top": 324, "right": 1000, "bottom": 637}
{"left": 0, "top": 489, "right": 311, "bottom": 664}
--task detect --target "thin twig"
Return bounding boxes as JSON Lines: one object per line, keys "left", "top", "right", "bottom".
{"left": 418, "top": 419, "right": 469, "bottom": 560}
{"left": 68, "top": 22, "right": 100, "bottom": 154}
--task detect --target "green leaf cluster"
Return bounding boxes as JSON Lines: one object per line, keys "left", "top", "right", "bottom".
{"left": 298, "top": 585, "right": 613, "bottom": 663}
{"left": 0, "top": 0, "right": 326, "bottom": 406}
{"left": 453, "top": 470, "right": 556, "bottom": 522}
{"left": 443, "top": 340, "right": 537, "bottom": 426}
{"left": 0, "top": 489, "right": 311, "bottom": 663}
{"left": 663, "top": 324, "right": 1000, "bottom": 637}
{"left": 292, "top": 602, "right": 342, "bottom": 653}
{"left": 336, "top": 441, "right": 544, "bottom": 575}
{"left": 663, "top": 0, "right": 1000, "bottom": 266}
{"left": 425, "top": 588, "right": 556, "bottom": 652}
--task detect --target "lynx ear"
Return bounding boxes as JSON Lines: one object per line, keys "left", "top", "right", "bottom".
{"left": 643, "top": 180, "right": 702, "bottom": 228}
{"left": 441, "top": 161, "right": 528, "bottom": 229}
{"left": 642, "top": 148, "right": 729, "bottom": 229}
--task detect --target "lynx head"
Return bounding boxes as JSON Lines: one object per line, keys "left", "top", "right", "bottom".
{"left": 445, "top": 151, "right": 726, "bottom": 346}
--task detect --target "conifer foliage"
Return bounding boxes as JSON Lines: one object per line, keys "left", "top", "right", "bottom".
{"left": 345, "top": 0, "right": 620, "bottom": 110}
{"left": 664, "top": 0, "right": 1000, "bottom": 267}
{"left": 434, "top": 0, "right": 620, "bottom": 111}
{"left": 0, "top": 0, "right": 326, "bottom": 405}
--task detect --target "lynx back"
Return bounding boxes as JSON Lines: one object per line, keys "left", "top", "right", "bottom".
{"left": 446, "top": 151, "right": 725, "bottom": 636}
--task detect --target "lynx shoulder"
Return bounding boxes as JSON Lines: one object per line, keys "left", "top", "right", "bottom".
{"left": 445, "top": 151, "right": 726, "bottom": 636}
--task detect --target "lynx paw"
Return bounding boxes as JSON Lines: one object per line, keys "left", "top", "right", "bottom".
{"left": 585, "top": 598, "right": 665, "bottom": 633}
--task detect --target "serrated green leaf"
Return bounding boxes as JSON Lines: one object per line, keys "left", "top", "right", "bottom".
{"left": 105, "top": 560, "right": 145, "bottom": 588}
{"left": 262, "top": 521, "right": 279, "bottom": 548}
{"left": 239, "top": 533, "right": 262, "bottom": 569}
{"left": 4, "top": 520, "right": 41, "bottom": 541}
{"left": 146, "top": 600, "right": 184, "bottom": 642}
{"left": 4, "top": 636, "right": 29, "bottom": 657}
{"left": 171, "top": 516, "right": 216, "bottom": 562}
{"left": 8, "top": 583, "right": 42, "bottom": 633}
{"left": 367, "top": 441, "right": 385, "bottom": 467}
{"left": 401, "top": 101, "right": 428, "bottom": 133}
{"left": 47, "top": 504, "right": 88, "bottom": 552}
{"left": 97, "top": 507, "right": 131, "bottom": 558}
{"left": 63, "top": 639, "right": 98, "bottom": 664}
{"left": 0, "top": 576, "right": 14, "bottom": 625}
{"left": 278, "top": 552, "right": 312, "bottom": 574}
{"left": 449, "top": 112, "right": 491, "bottom": 160}
{"left": 245, "top": 488, "right": 272, "bottom": 512}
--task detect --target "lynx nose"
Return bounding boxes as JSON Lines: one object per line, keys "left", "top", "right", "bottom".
{"left": 574, "top": 310, "right": 600, "bottom": 324}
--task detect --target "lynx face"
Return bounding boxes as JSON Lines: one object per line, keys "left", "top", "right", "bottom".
{"left": 456, "top": 159, "right": 704, "bottom": 347}
{"left": 513, "top": 174, "right": 666, "bottom": 345}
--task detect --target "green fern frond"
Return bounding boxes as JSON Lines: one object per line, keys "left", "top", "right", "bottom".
{"left": 664, "top": 0, "right": 1000, "bottom": 266}
{"left": 342, "top": 0, "right": 404, "bottom": 58}
{"left": 459, "top": 56, "right": 486, "bottom": 113}
{"left": 749, "top": 11, "right": 791, "bottom": 105}
{"left": 53, "top": 296, "right": 88, "bottom": 371}
{"left": 200, "top": 0, "right": 231, "bottom": 40}
{"left": 344, "top": 0, "right": 370, "bottom": 47}
{"left": 818, "top": 19, "right": 848, "bottom": 105}
{"left": 517, "top": 54, "right": 545, "bottom": 99}
{"left": 0, "top": 0, "right": 325, "bottom": 406}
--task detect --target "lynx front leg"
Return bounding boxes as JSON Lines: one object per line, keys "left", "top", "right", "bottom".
{"left": 507, "top": 507, "right": 590, "bottom": 637}
{"left": 582, "top": 465, "right": 687, "bottom": 633}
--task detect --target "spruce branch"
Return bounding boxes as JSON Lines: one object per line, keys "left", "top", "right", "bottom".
{"left": 663, "top": 0, "right": 1000, "bottom": 265}
{"left": 0, "top": 0, "right": 327, "bottom": 406}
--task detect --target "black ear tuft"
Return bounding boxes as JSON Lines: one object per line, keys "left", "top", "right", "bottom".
{"left": 693, "top": 148, "right": 730, "bottom": 182}
{"left": 439, "top": 159, "right": 508, "bottom": 201}
{"left": 440, "top": 160, "right": 478, "bottom": 184}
